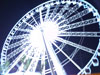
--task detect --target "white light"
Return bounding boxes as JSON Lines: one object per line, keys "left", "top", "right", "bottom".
{"left": 28, "top": 21, "right": 66, "bottom": 75}
{"left": 29, "top": 27, "right": 44, "bottom": 49}
{"left": 29, "top": 21, "right": 59, "bottom": 48}
{"left": 41, "top": 21, "right": 59, "bottom": 42}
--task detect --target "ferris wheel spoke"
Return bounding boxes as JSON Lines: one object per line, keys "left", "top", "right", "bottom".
{"left": 7, "top": 42, "right": 30, "bottom": 60}
{"left": 58, "top": 31, "right": 100, "bottom": 37}
{"left": 63, "top": 4, "right": 81, "bottom": 18}
{"left": 56, "top": 37, "right": 95, "bottom": 54}
{"left": 5, "top": 44, "right": 32, "bottom": 75}
{"left": 56, "top": 46, "right": 77, "bottom": 66}
{"left": 59, "top": 18, "right": 97, "bottom": 31}
{"left": 44, "top": 6, "right": 50, "bottom": 20}
{"left": 54, "top": 2, "right": 82, "bottom": 22}
{"left": 52, "top": 4, "right": 69, "bottom": 21}
{"left": 18, "top": 46, "right": 40, "bottom": 72}
{"left": 12, "top": 34, "right": 29, "bottom": 39}
{"left": 26, "top": 48, "right": 42, "bottom": 72}
{"left": 55, "top": 4, "right": 81, "bottom": 22}
{"left": 62, "top": 49, "right": 80, "bottom": 66}
{"left": 31, "top": 15, "right": 39, "bottom": 25}
{"left": 18, "top": 28, "right": 32, "bottom": 33}
{"left": 23, "top": 21, "right": 35, "bottom": 29}
{"left": 52, "top": 42, "right": 82, "bottom": 71}
{"left": 49, "top": 4, "right": 60, "bottom": 20}
{"left": 8, "top": 38, "right": 28, "bottom": 50}
{"left": 41, "top": 52, "right": 46, "bottom": 75}
{"left": 58, "top": 8, "right": 90, "bottom": 26}
{"left": 61, "top": 53, "right": 73, "bottom": 66}
{"left": 39, "top": 9, "right": 43, "bottom": 24}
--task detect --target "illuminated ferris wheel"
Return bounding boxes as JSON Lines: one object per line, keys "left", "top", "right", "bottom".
{"left": 1, "top": 0, "right": 100, "bottom": 75}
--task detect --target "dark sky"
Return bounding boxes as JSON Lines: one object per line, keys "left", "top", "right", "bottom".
{"left": 0, "top": 0, "right": 100, "bottom": 74}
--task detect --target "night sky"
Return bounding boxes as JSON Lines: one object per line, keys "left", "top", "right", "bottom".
{"left": 0, "top": 0, "right": 100, "bottom": 74}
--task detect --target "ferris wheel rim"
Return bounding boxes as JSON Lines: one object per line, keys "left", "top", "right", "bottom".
{"left": 1, "top": 0, "right": 100, "bottom": 75}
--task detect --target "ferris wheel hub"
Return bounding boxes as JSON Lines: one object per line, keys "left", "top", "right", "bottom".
{"left": 41, "top": 21, "right": 59, "bottom": 42}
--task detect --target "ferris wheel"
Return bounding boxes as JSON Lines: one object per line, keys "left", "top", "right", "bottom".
{"left": 1, "top": 0, "right": 100, "bottom": 75}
